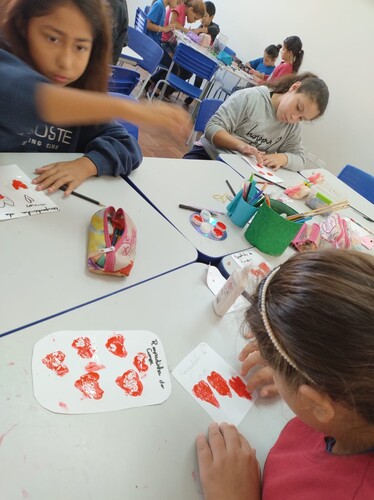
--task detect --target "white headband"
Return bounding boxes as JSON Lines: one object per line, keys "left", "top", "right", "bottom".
{"left": 260, "top": 267, "right": 314, "bottom": 384}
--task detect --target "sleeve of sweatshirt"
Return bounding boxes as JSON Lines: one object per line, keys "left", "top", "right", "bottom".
{"left": 280, "top": 125, "right": 306, "bottom": 171}
{"left": 0, "top": 50, "right": 47, "bottom": 137}
{"left": 204, "top": 89, "right": 258, "bottom": 144}
{"left": 77, "top": 122, "right": 143, "bottom": 177}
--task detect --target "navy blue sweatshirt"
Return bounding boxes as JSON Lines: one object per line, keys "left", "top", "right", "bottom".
{"left": 0, "top": 49, "right": 142, "bottom": 177}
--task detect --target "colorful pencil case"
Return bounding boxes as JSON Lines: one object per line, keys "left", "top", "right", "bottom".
{"left": 87, "top": 206, "right": 137, "bottom": 277}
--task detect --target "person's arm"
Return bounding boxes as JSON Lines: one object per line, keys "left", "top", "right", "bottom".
{"left": 212, "top": 130, "right": 263, "bottom": 163}
{"left": 146, "top": 19, "right": 174, "bottom": 33}
{"left": 35, "top": 84, "right": 191, "bottom": 137}
{"left": 196, "top": 422, "right": 261, "bottom": 500}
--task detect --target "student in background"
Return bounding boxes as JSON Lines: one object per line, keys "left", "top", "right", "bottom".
{"left": 184, "top": 1, "right": 219, "bottom": 106}
{"left": 107, "top": 0, "right": 129, "bottom": 64}
{"left": 197, "top": 250, "right": 374, "bottom": 500}
{"left": 184, "top": 72, "right": 329, "bottom": 171}
{"left": 0, "top": 0, "right": 191, "bottom": 196}
{"left": 246, "top": 44, "right": 281, "bottom": 81}
{"left": 145, "top": 0, "right": 205, "bottom": 97}
{"left": 256, "top": 35, "right": 303, "bottom": 84}
{"left": 145, "top": 0, "right": 179, "bottom": 46}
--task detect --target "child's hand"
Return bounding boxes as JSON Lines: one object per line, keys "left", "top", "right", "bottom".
{"left": 196, "top": 422, "right": 261, "bottom": 500}
{"left": 137, "top": 101, "right": 192, "bottom": 140}
{"left": 262, "top": 153, "right": 288, "bottom": 170}
{"left": 32, "top": 157, "right": 97, "bottom": 195}
{"left": 238, "top": 341, "right": 278, "bottom": 398}
{"left": 240, "top": 144, "right": 264, "bottom": 165}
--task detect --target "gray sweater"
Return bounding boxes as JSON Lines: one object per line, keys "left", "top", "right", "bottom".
{"left": 201, "top": 86, "right": 306, "bottom": 171}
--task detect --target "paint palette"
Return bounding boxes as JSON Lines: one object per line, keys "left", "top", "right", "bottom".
{"left": 32, "top": 330, "right": 171, "bottom": 414}
{"left": 189, "top": 213, "right": 228, "bottom": 241}
{"left": 0, "top": 164, "right": 59, "bottom": 220}
{"left": 173, "top": 343, "right": 256, "bottom": 425}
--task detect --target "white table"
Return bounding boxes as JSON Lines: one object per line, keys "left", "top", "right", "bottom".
{"left": 0, "top": 263, "right": 293, "bottom": 500}
{"left": 0, "top": 153, "right": 197, "bottom": 335}
{"left": 128, "top": 157, "right": 261, "bottom": 262}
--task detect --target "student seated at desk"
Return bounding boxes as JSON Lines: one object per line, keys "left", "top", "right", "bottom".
{"left": 184, "top": 72, "right": 329, "bottom": 171}
{"left": 245, "top": 43, "right": 281, "bottom": 81}
{"left": 145, "top": 0, "right": 180, "bottom": 46}
{"left": 196, "top": 250, "right": 374, "bottom": 500}
{"left": 0, "top": 0, "right": 191, "bottom": 196}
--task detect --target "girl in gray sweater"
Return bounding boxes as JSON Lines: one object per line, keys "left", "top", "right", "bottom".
{"left": 184, "top": 72, "right": 329, "bottom": 172}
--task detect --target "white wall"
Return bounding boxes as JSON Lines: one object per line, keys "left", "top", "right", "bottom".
{"left": 130, "top": 0, "right": 374, "bottom": 175}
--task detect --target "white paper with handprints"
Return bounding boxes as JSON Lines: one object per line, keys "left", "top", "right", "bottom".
{"left": 173, "top": 343, "right": 256, "bottom": 425}
{"left": 32, "top": 330, "right": 171, "bottom": 414}
{"left": 0, "top": 164, "right": 59, "bottom": 220}
{"left": 241, "top": 155, "right": 284, "bottom": 183}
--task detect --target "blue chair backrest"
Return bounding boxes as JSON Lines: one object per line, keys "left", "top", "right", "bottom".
{"left": 173, "top": 43, "right": 218, "bottom": 81}
{"left": 338, "top": 164, "right": 374, "bottom": 203}
{"left": 109, "top": 92, "right": 139, "bottom": 140}
{"left": 127, "top": 26, "right": 163, "bottom": 74}
{"left": 223, "top": 46, "right": 236, "bottom": 57}
{"left": 195, "top": 99, "right": 223, "bottom": 133}
{"left": 108, "top": 65, "right": 140, "bottom": 95}
{"left": 134, "top": 7, "right": 147, "bottom": 33}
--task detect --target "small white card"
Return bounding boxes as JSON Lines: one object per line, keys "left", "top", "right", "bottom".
{"left": 231, "top": 250, "right": 272, "bottom": 293}
{"left": 242, "top": 155, "right": 284, "bottom": 183}
{"left": 206, "top": 265, "right": 249, "bottom": 313}
{"left": 173, "top": 343, "right": 256, "bottom": 425}
{"left": 0, "top": 164, "right": 59, "bottom": 220}
{"left": 32, "top": 330, "right": 171, "bottom": 414}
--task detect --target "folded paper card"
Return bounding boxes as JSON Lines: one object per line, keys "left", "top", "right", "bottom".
{"left": 32, "top": 330, "right": 171, "bottom": 414}
{"left": 241, "top": 156, "right": 284, "bottom": 184}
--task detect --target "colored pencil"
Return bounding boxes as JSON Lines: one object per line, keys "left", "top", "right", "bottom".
{"left": 59, "top": 185, "right": 105, "bottom": 207}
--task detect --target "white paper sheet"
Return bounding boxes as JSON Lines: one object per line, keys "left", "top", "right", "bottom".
{"left": 173, "top": 343, "right": 256, "bottom": 426}
{"left": 32, "top": 330, "right": 171, "bottom": 414}
{"left": 0, "top": 164, "right": 59, "bottom": 220}
{"left": 241, "top": 155, "right": 284, "bottom": 183}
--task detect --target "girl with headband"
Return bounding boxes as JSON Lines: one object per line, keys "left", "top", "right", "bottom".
{"left": 196, "top": 250, "right": 374, "bottom": 499}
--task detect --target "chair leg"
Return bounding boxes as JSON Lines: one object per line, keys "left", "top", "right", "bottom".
{"left": 186, "top": 130, "right": 197, "bottom": 148}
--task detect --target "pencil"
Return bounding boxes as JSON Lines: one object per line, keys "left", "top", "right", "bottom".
{"left": 225, "top": 179, "right": 236, "bottom": 197}
{"left": 59, "top": 185, "right": 105, "bottom": 207}
{"left": 178, "top": 204, "right": 226, "bottom": 215}
{"left": 253, "top": 173, "right": 286, "bottom": 190}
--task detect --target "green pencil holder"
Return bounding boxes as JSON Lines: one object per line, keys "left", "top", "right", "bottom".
{"left": 244, "top": 199, "right": 300, "bottom": 256}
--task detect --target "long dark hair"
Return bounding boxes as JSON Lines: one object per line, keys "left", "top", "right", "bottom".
{"left": 245, "top": 250, "right": 374, "bottom": 424}
{"left": 0, "top": 0, "right": 112, "bottom": 91}
{"left": 266, "top": 72, "right": 329, "bottom": 118}
{"left": 283, "top": 35, "right": 303, "bottom": 72}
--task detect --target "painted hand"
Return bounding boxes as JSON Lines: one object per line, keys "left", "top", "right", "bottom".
{"left": 239, "top": 341, "right": 278, "bottom": 398}
{"left": 196, "top": 422, "right": 261, "bottom": 500}
{"left": 240, "top": 144, "right": 263, "bottom": 165}
{"left": 32, "top": 157, "right": 97, "bottom": 195}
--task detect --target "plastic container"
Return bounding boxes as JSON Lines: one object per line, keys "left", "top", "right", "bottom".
{"left": 226, "top": 186, "right": 259, "bottom": 227}
{"left": 305, "top": 183, "right": 343, "bottom": 210}
{"left": 213, "top": 267, "right": 250, "bottom": 316}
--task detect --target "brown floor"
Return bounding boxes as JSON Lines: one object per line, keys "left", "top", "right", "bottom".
{"left": 137, "top": 94, "right": 193, "bottom": 159}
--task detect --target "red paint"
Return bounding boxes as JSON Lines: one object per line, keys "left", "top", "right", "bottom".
{"left": 12, "top": 179, "right": 28, "bottom": 190}
{"left": 216, "top": 221, "right": 226, "bottom": 232}
{"left": 257, "top": 163, "right": 262, "bottom": 168}
{"left": 229, "top": 376, "right": 252, "bottom": 399}
{"left": 0, "top": 194, "right": 4, "bottom": 199}
{"left": 259, "top": 262, "right": 271, "bottom": 274}
{"left": 58, "top": 402, "right": 68, "bottom": 409}
{"left": 0, "top": 424, "right": 18, "bottom": 447}
{"left": 105, "top": 334, "right": 127, "bottom": 358}
{"left": 42, "top": 351, "right": 69, "bottom": 377}
{"left": 207, "top": 371, "right": 232, "bottom": 397}
{"left": 71, "top": 337, "right": 95, "bottom": 358}
{"left": 192, "top": 380, "right": 220, "bottom": 408}
{"left": 212, "top": 228, "right": 223, "bottom": 239}
{"left": 268, "top": 172, "right": 273, "bottom": 177}
{"left": 85, "top": 361, "right": 105, "bottom": 372}
{"left": 133, "top": 352, "right": 149, "bottom": 373}
{"left": 74, "top": 372, "right": 104, "bottom": 400}
{"left": 116, "top": 369, "right": 143, "bottom": 396}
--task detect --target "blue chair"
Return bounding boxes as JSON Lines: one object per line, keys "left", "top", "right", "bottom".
{"left": 150, "top": 43, "right": 219, "bottom": 105}
{"left": 186, "top": 98, "right": 223, "bottom": 148}
{"left": 337, "top": 165, "right": 374, "bottom": 203}
{"left": 134, "top": 7, "right": 147, "bottom": 33}
{"left": 108, "top": 65, "right": 140, "bottom": 95}
{"left": 109, "top": 92, "right": 139, "bottom": 140}
{"left": 119, "top": 26, "right": 164, "bottom": 98}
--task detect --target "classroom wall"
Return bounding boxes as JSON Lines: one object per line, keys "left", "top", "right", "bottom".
{"left": 130, "top": 0, "right": 374, "bottom": 176}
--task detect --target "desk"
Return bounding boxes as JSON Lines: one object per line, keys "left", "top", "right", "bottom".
{"left": 120, "top": 45, "right": 143, "bottom": 62}
{"left": 0, "top": 153, "right": 197, "bottom": 336}
{"left": 0, "top": 263, "right": 293, "bottom": 500}
{"left": 128, "top": 157, "right": 259, "bottom": 262}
